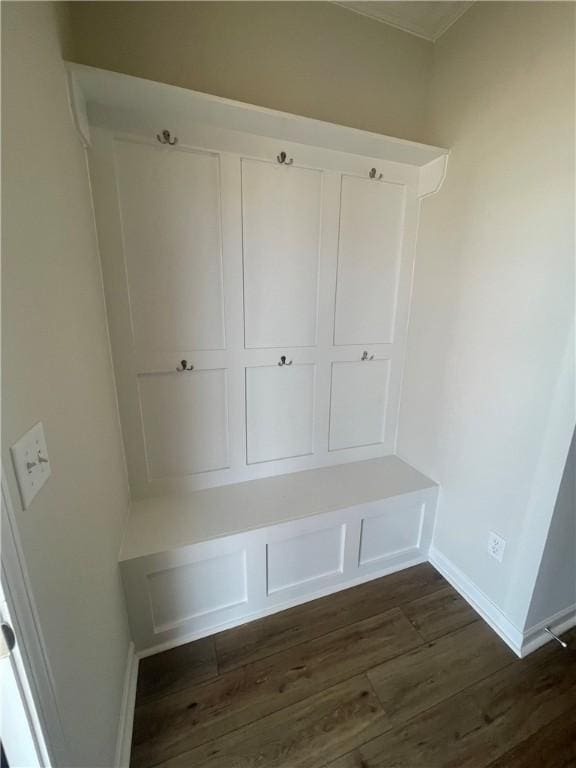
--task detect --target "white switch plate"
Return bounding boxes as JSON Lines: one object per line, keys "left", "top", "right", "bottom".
{"left": 10, "top": 422, "right": 51, "bottom": 509}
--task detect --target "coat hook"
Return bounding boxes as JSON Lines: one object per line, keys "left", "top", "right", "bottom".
{"left": 277, "top": 151, "right": 294, "bottom": 166}
{"left": 278, "top": 355, "right": 293, "bottom": 366}
{"left": 369, "top": 168, "right": 383, "bottom": 180}
{"left": 176, "top": 359, "right": 194, "bottom": 371}
{"left": 361, "top": 350, "right": 374, "bottom": 361}
{"left": 157, "top": 129, "right": 178, "bottom": 146}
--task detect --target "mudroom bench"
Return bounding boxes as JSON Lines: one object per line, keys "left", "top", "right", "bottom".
{"left": 119, "top": 456, "right": 438, "bottom": 654}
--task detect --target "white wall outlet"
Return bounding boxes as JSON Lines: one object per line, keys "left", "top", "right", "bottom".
{"left": 487, "top": 531, "right": 506, "bottom": 563}
{"left": 10, "top": 422, "right": 51, "bottom": 509}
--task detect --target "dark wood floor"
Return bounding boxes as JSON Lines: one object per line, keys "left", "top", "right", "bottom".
{"left": 131, "top": 564, "right": 576, "bottom": 768}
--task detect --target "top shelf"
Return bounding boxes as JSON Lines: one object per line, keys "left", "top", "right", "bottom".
{"left": 66, "top": 62, "right": 448, "bottom": 169}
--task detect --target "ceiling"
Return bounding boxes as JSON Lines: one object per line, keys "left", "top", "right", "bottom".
{"left": 336, "top": 2, "right": 475, "bottom": 41}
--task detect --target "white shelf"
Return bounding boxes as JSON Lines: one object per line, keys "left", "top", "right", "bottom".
{"left": 120, "top": 455, "right": 437, "bottom": 561}
{"left": 66, "top": 62, "right": 448, "bottom": 170}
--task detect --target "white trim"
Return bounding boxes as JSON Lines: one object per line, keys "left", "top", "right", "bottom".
{"left": 334, "top": 2, "right": 475, "bottom": 43}
{"left": 1, "top": 475, "right": 70, "bottom": 765}
{"left": 114, "top": 641, "right": 138, "bottom": 768}
{"left": 66, "top": 62, "right": 448, "bottom": 170}
{"left": 521, "top": 603, "right": 576, "bottom": 657}
{"left": 428, "top": 547, "right": 524, "bottom": 657}
{"left": 136, "top": 551, "right": 426, "bottom": 660}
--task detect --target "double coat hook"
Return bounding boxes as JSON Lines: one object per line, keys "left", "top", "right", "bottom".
{"left": 157, "top": 129, "right": 178, "bottom": 146}
{"left": 277, "top": 151, "right": 294, "bottom": 166}
{"left": 278, "top": 355, "right": 293, "bottom": 367}
{"left": 361, "top": 350, "right": 374, "bottom": 361}
{"left": 369, "top": 168, "right": 383, "bottom": 180}
{"left": 176, "top": 359, "right": 194, "bottom": 371}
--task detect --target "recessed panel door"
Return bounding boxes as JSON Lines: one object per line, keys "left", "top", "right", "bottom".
{"left": 329, "top": 360, "right": 390, "bottom": 451}
{"left": 242, "top": 159, "right": 322, "bottom": 348}
{"left": 138, "top": 369, "right": 229, "bottom": 478}
{"left": 115, "top": 140, "right": 225, "bottom": 354}
{"left": 334, "top": 176, "right": 405, "bottom": 345}
{"left": 246, "top": 364, "right": 316, "bottom": 464}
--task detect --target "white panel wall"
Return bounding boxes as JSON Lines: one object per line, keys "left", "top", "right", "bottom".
{"left": 242, "top": 159, "right": 322, "bottom": 349}
{"left": 115, "top": 141, "right": 225, "bottom": 355}
{"left": 335, "top": 176, "right": 405, "bottom": 345}
{"left": 246, "top": 364, "right": 316, "bottom": 464}
{"left": 138, "top": 369, "right": 230, "bottom": 477}
{"left": 329, "top": 360, "right": 390, "bottom": 451}
{"left": 90, "top": 103, "right": 421, "bottom": 497}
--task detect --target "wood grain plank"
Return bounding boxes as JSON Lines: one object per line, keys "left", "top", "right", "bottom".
{"left": 402, "top": 585, "right": 479, "bottom": 641}
{"left": 367, "top": 620, "right": 514, "bottom": 724}
{"left": 136, "top": 637, "right": 218, "bottom": 703}
{"left": 486, "top": 708, "right": 576, "bottom": 768}
{"left": 215, "top": 563, "right": 445, "bottom": 672}
{"left": 152, "top": 675, "right": 388, "bottom": 768}
{"left": 131, "top": 607, "right": 421, "bottom": 767}
{"left": 328, "top": 641, "right": 576, "bottom": 768}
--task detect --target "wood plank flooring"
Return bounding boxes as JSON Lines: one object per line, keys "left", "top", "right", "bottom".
{"left": 132, "top": 564, "right": 576, "bottom": 768}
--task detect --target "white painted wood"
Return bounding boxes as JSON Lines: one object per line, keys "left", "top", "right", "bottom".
{"left": 242, "top": 159, "right": 322, "bottom": 348}
{"left": 122, "top": 531, "right": 266, "bottom": 650}
{"left": 359, "top": 502, "right": 422, "bottom": 565}
{"left": 246, "top": 364, "right": 315, "bottom": 464}
{"left": 121, "top": 456, "right": 436, "bottom": 559}
{"left": 119, "top": 460, "right": 438, "bottom": 651}
{"left": 85, "top": 69, "right": 445, "bottom": 496}
{"left": 1, "top": 479, "right": 67, "bottom": 766}
{"left": 329, "top": 359, "right": 390, "bottom": 451}
{"left": 138, "top": 369, "right": 229, "bottom": 478}
{"left": 67, "top": 63, "right": 449, "bottom": 170}
{"left": 114, "top": 642, "right": 137, "bottom": 768}
{"left": 429, "top": 547, "right": 525, "bottom": 657}
{"left": 335, "top": 176, "right": 406, "bottom": 345}
{"left": 267, "top": 524, "right": 345, "bottom": 595}
{"left": 147, "top": 549, "right": 247, "bottom": 630}
{"left": 114, "top": 139, "right": 225, "bottom": 358}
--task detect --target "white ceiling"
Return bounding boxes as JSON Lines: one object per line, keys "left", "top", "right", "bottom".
{"left": 336, "top": 2, "right": 475, "bottom": 42}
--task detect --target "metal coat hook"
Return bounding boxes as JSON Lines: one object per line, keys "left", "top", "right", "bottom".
{"left": 176, "top": 359, "right": 194, "bottom": 372}
{"left": 277, "top": 151, "right": 294, "bottom": 166}
{"left": 157, "top": 129, "right": 178, "bottom": 146}
{"left": 369, "top": 168, "right": 383, "bottom": 180}
{"left": 361, "top": 351, "right": 374, "bottom": 361}
{"left": 278, "top": 355, "right": 293, "bottom": 367}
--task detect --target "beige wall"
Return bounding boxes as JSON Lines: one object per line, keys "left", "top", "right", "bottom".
{"left": 63, "top": 1, "right": 433, "bottom": 143}
{"left": 399, "top": 2, "right": 575, "bottom": 628}
{"left": 2, "top": 3, "right": 131, "bottom": 765}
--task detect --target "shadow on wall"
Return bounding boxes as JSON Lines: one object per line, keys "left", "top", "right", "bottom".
{"left": 526, "top": 429, "right": 576, "bottom": 628}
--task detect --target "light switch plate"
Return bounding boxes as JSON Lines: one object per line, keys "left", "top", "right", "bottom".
{"left": 10, "top": 422, "right": 51, "bottom": 509}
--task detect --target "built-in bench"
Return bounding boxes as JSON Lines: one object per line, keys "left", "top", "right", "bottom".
{"left": 120, "top": 456, "right": 438, "bottom": 654}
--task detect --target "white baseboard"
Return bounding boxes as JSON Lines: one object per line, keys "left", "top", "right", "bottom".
{"left": 428, "top": 547, "right": 524, "bottom": 657}
{"left": 114, "top": 641, "right": 139, "bottom": 768}
{"left": 521, "top": 603, "right": 576, "bottom": 657}
{"left": 429, "top": 548, "right": 576, "bottom": 658}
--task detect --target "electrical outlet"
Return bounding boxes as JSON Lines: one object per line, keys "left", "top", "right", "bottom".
{"left": 10, "top": 422, "right": 51, "bottom": 509}
{"left": 488, "top": 531, "right": 506, "bottom": 563}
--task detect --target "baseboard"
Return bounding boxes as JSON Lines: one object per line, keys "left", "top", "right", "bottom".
{"left": 114, "top": 641, "right": 138, "bottom": 768}
{"left": 521, "top": 603, "right": 576, "bottom": 657}
{"left": 428, "top": 547, "right": 524, "bottom": 657}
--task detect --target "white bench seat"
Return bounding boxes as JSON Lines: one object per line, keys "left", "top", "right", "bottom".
{"left": 120, "top": 456, "right": 438, "bottom": 653}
